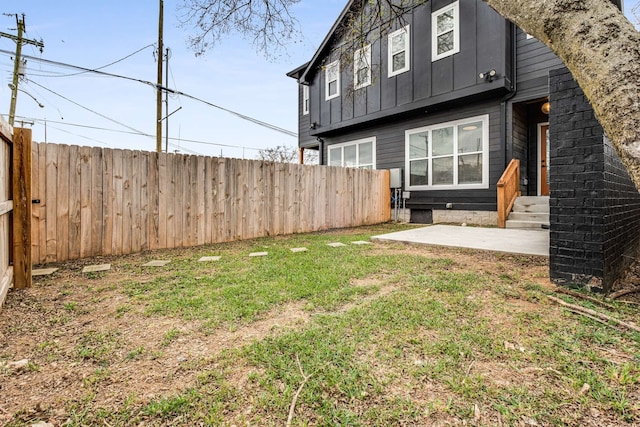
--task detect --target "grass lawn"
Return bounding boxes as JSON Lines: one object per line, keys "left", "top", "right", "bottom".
{"left": 1, "top": 223, "right": 638, "bottom": 426}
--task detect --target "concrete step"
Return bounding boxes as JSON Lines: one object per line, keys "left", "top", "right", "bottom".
{"left": 506, "top": 196, "right": 550, "bottom": 230}
{"left": 513, "top": 196, "right": 550, "bottom": 213}
{"left": 505, "top": 220, "right": 550, "bottom": 230}
{"left": 507, "top": 212, "right": 550, "bottom": 222}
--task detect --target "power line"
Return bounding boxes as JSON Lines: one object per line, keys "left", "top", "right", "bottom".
{"left": 0, "top": 48, "right": 153, "bottom": 85}
{"left": 26, "top": 79, "right": 151, "bottom": 136}
{"left": 10, "top": 115, "right": 203, "bottom": 155}
{"left": 0, "top": 48, "right": 298, "bottom": 137}
{"left": 24, "top": 43, "right": 156, "bottom": 78}
{"left": 11, "top": 115, "right": 264, "bottom": 152}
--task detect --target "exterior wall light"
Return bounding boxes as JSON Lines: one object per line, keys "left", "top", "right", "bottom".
{"left": 541, "top": 102, "right": 551, "bottom": 114}
{"left": 478, "top": 69, "right": 497, "bottom": 82}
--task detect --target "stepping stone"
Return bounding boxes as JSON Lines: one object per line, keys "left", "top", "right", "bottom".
{"left": 198, "top": 256, "right": 221, "bottom": 262}
{"left": 82, "top": 264, "right": 111, "bottom": 273}
{"left": 352, "top": 241, "right": 372, "bottom": 245}
{"left": 249, "top": 252, "right": 268, "bottom": 257}
{"left": 327, "top": 242, "right": 347, "bottom": 248}
{"left": 142, "top": 260, "right": 171, "bottom": 267}
{"left": 290, "top": 247, "right": 308, "bottom": 253}
{"left": 32, "top": 268, "right": 58, "bottom": 276}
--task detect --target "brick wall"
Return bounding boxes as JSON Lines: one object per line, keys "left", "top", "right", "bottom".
{"left": 548, "top": 68, "right": 640, "bottom": 292}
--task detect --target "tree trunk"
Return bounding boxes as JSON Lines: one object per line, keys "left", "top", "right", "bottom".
{"left": 484, "top": 0, "right": 640, "bottom": 190}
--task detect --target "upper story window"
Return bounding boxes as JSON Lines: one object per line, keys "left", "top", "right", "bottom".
{"left": 405, "top": 115, "right": 489, "bottom": 190}
{"left": 328, "top": 137, "right": 376, "bottom": 169}
{"left": 325, "top": 60, "right": 340, "bottom": 100}
{"left": 388, "top": 26, "right": 410, "bottom": 77}
{"left": 432, "top": 2, "right": 460, "bottom": 61}
{"left": 302, "top": 85, "right": 309, "bottom": 115}
{"left": 354, "top": 44, "right": 372, "bottom": 89}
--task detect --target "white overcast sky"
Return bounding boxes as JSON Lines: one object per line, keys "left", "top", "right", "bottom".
{"left": 1, "top": 0, "right": 638, "bottom": 159}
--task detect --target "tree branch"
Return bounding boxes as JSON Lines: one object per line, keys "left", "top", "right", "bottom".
{"left": 608, "top": 286, "right": 640, "bottom": 300}
{"left": 548, "top": 295, "right": 640, "bottom": 333}
{"left": 286, "top": 354, "right": 313, "bottom": 427}
{"left": 554, "top": 286, "right": 616, "bottom": 310}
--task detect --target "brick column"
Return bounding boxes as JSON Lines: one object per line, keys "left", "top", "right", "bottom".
{"left": 549, "top": 68, "right": 640, "bottom": 292}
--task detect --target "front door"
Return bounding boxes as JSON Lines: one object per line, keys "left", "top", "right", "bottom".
{"left": 539, "top": 123, "right": 549, "bottom": 196}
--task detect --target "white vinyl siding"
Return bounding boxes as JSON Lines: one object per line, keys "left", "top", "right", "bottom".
{"left": 388, "top": 26, "right": 410, "bottom": 77}
{"left": 325, "top": 60, "right": 340, "bottom": 100}
{"left": 405, "top": 115, "right": 489, "bottom": 190}
{"left": 354, "top": 44, "right": 372, "bottom": 89}
{"left": 432, "top": 2, "right": 460, "bottom": 61}
{"left": 328, "top": 137, "right": 376, "bottom": 169}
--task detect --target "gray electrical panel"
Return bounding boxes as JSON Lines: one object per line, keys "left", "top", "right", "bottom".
{"left": 389, "top": 168, "right": 403, "bottom": 188}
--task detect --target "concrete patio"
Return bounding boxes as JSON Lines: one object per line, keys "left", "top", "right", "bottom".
{"left": 372, "top": 224, "right": 549, "bottom": 256}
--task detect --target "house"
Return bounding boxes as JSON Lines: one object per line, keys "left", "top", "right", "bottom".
{"left": 287, "top": 0, "right": 640, "bottom": 292}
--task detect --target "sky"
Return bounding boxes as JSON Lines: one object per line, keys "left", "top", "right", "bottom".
{"left": 0, "top": 0, "right": 346, "bottom": 159}
{"left": 1, "top": 0, "right": 638, "bottom": 160}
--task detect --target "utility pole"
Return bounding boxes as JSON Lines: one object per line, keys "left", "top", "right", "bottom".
{"left": 156, "top": 0, "right": 164, "bottom": 152}
{"left": 165, "top": 47, "right": 169, "bottom": 153}
{"left": 0, "top": 14, "right": 44, "bottom": 127}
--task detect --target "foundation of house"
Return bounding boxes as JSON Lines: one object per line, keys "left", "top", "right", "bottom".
{"left": 409, "top": 209, "right": 497, "bottom": 227}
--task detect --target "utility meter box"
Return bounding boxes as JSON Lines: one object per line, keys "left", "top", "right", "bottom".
{"left": 389, "top": 168, "right": 403, "bottom": 188}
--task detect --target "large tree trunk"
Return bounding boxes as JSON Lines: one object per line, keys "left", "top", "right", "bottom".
{"left": 484, "top": 0, "right": 640, "bottom": 190}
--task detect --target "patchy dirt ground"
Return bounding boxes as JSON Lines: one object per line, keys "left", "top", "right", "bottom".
{"left": 0, "top": 232, "right": 638, "bottom": 426}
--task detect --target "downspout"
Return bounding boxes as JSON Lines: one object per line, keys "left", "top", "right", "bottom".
{"left": 317, "top": 137, "right": 325, "bottom": 165}
{"left": 500, "top": 22, "right": 518, "bottom": 171}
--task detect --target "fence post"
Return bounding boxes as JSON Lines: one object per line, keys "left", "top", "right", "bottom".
{"left": 12, "top": 127, "right": 32, "bottom": 289}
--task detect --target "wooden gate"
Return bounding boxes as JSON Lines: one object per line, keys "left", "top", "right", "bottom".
{"left": 0, "top": 118, "right": 13, "bottom": 308}
{"left": 0, "top": 117, "right": 33, "bottom": 310}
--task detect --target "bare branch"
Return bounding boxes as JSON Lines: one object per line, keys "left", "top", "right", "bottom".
{"left": 286, "top": 354, "right": 313, "bottom": 427}
{"left": 178, "top": 0, "right": 302, "bottom": 58}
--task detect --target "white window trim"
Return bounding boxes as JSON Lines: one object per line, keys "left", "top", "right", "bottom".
{"left": 405, "top": 114, "right": 489, "bottom": 191}
{"left": 328, "top": 137, "right": 376, "bottom": 169}
{"left": 302, "top": 85, "right": 309, "bottom": 115}
{"left": 432, "top": 1, "right": 460, "bottom": 61}
{"left": 325, "top": 60, "right": 340, "bottom": 101}
{"left": 387, "top": 26, "right": 410, "bottom": 77}
{"left": 354, "top": 44, "right": 372, "bottom": 89}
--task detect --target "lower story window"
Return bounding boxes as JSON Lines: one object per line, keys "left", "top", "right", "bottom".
{"left": 405, "top": 115, "right": 489, "bottom": 190}
{"left": 328, "top": 137, "right": 376, "bottom": 169}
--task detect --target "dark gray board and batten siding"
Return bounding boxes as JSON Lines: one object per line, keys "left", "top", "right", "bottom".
{"left": 302, "top": 0, "right": 511, "bottom": 140}
{"left": 320, "top": 98, "right": 504, "bottom": 211}
{"left": 511, "top": 28, "right": 563, "bottom": 103}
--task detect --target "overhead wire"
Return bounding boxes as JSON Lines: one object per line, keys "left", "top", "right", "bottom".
{"left": 12, "top": 115, "right": 263, "bottom": 152}
{"left": 0, "top": 48, "right": 298, "bottom": 137}
{"left": 27, "top": 79, "right": 153, "bottom": 137}
{"left": 25, "top": 43, "right": 156, "bottom": 78}
{"left": 11, "top": 115, "right": 203, "bottom": 155}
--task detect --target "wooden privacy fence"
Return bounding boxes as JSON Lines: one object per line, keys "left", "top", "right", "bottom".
{"left": 0, "top": 120, "right": 12, "bottom": 307}
{"left": 31, "top": 143, "right": 391, "bottom": 264}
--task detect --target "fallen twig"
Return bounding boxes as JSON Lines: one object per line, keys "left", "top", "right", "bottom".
{"left": 563, "top": 307, "right": 613, "bottom": 328}
{"left": 555, "top": 287, "right": 615, "bottom": 310}
{"left": 286, "top": 354, "right": 313, "bottom": 427}
{"left": 618, "top": 300, "right": 640, "bottom": 306}
{"left": 520, "top": 366, "right": 564, "bottom": 377}
{"left": 547, "top": 296, "right": 640, "bottom": 333}
{"left": 464, "top": 360, "right": 476, "bottom": 381}
{"left": 609, "top": 287, "right": 640, "bottom": 300}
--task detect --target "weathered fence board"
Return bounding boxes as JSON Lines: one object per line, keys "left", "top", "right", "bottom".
{"left": 0, "top": 119, "right": 12, "bottom": 307}
{"left": 12, "top": 128, "right": 33, "bottom": 289}
{"left": 30, "top": 143, "right": 391, "bottom": 264}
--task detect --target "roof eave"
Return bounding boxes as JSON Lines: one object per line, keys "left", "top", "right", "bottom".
{"left": 299, "top": 0, "right": 355, "bottom": 84}
{"left": 286, "top": 62, "right": 310, "bottom": 80}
